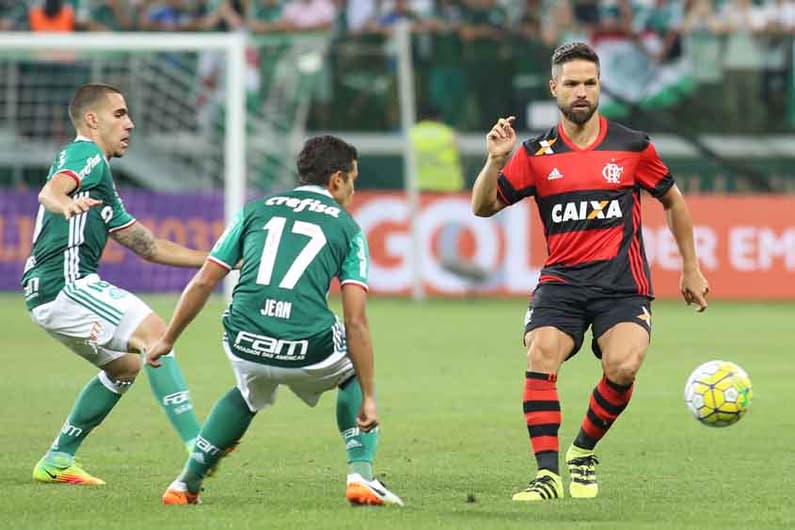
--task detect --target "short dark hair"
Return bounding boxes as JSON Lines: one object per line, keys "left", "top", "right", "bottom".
{"left": 296, "top": 135, "right": 358, "bottom": 186}
{"left": 69, "top": 83, "right": 122, "bottom": 127}
{"left": 551, "top": 42, "right": 600, "bottom": 79}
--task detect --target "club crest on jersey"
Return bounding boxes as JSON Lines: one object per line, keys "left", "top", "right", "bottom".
{"left": 602, "top": 160, "right": 624, "bottom": 184}
{"left": 551, "top": 199, "right": 623, "bottom": 223}
{"left": 535, "top": 138, "right": 556, "bottom": 156}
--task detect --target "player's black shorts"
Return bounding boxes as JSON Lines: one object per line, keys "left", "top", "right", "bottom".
{"left": 523, "top": 283, "right": 652, "bottom": 359}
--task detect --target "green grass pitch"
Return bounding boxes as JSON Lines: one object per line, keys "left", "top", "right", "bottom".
{"left": 1, "top": 293, "right": 793, "bottom": 530}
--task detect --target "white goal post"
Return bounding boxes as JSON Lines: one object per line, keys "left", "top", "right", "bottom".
{"left": 0, "top": 31, "right": 247, "bottom": 295}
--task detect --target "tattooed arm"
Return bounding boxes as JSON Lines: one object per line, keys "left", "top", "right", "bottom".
{"left": 111, "top": 223, "right": 207, "bottom": 268}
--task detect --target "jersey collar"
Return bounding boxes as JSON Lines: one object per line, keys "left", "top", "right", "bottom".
{"left": 294, "top": 184, "right": 332, "bottom": 198}
{"left": 74, "top": 135, "right": 109, "bottom": 163}
{"left": 556, "top": 115, "right": 608, "bottom": 152}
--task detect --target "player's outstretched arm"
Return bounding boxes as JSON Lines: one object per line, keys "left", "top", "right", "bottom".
{"left": 39, "top": 172, "right": 103, "bottom": 220}
{"left": 111, "top": 222, "right": 207, "bottom": 267}
{"left": 659, "top": 184, "right": 710, "bottom": 311}
{"left": 341, "top": 283, "right": 379, "bottom": 432}
{"left": 471, "top": 116, "right": 515, "bottom": 217}
{"left": 146, "top": 260, "right": 228, "bottom": 366}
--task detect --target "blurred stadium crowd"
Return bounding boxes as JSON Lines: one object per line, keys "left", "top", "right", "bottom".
{"left": 2, "top": 0, "right": 794, "bottom": 134}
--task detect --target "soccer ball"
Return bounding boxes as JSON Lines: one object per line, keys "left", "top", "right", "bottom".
{"left": 684, "top": 360, "right": 752, "bottom": 427}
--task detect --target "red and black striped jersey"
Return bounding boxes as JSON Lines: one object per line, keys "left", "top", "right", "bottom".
{"left": 497, "top": 115, "right": 674, "bottom": 297}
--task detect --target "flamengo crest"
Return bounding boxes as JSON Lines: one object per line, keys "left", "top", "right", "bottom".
{"left": 602, "top": 160, "right": 623, "bottom": 184}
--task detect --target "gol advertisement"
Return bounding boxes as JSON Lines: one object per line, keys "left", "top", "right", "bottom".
{"left": 1, "top": 190, "right": 793, "bottom": 299}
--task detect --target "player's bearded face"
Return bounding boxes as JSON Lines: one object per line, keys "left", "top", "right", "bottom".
{"left": 553, "top": 61, "right": 600, "bottom": 126}
{"left": 558, "top": 97, "right": 598, "bottom": 125}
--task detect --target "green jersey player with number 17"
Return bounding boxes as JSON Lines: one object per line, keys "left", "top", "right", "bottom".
{"left": 21, "top": 84, "right": 204, "bottom": 485}
{"left": 147, "top": 135, "right": 403, "bottom": 507}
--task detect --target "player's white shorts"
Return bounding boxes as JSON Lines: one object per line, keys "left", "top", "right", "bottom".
{"left": 223, "top": 337, "right": 355, "bottom": 412}
{"left": 29, "top": 273, "right": 153, "bottom": 367}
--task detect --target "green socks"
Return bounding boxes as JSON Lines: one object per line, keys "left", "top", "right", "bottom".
{"left": 144, "top": 353, "right": 201, "bottom": 447}
{"left": 336, "top": 377, "right": 378, "bottom": 480}
{"left": 47, "top": 375, "right": 122, "bottom": 459}
{"left": 180, "top": 387, "right": 255, "bottom": 493}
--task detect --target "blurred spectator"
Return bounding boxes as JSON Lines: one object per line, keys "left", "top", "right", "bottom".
{"left": 28, "top": 0, "right": 80, "bottom": 32}
{"left": 246, "top": 0, "right": 287, "bottom": 33}
{"left": 281, "top": 0, "right": 335, "bottom": 31}
{"left": 410, "top": 104, "right": 464, "bottom": 192}
{"left": 511, "top": 0, "right": 555, "bottom": 130}
{"left": 85, "top": 0, "right": 137, "bottom": 31}
{"left": 1, "top": 0, "right": 27, "bottom": 30}
{"left": 761, "top": 0, "right": 795, "bottom": 130}
{"left": 139, "top": 0, "right": 201, "bottom": 31}
{"left": 424, "top": 0, "right": 466, "bottom": 127}
{"left": 634, "top": 0, "right": 693, "bottom": 109}
{"left": 713, "top": 0, "right": 768, "bottom": 132}
{"left": 201, "top": 0, "right": 246, "bottom": 31}
{"left": 460, "top": 0, "right": 510, "bottom": 129}
{"left": 515, "top": 0, "right": 542, "bottom": 40}
{"left": 409, "top": 105, "right": 484, "bottom": 284}
{"left": 543, "top": 0, "right": 588, "bottom": 45}
{"left": 570, "top": 0, "right": 599, "bottom": 32}
{"left": 23, "top": 0, "right": 91, "bottom": 140}
{"left": 589, "top": 0, "right": 637, "bottom": 118}
{"left": 344, "top": 0, "right": 377, "bottom": 34}
{"left": 366, "top": 0, "right": 421, "bottom": 34}
{"left": 681, "top": 0, "right": 722, "bottom": 83}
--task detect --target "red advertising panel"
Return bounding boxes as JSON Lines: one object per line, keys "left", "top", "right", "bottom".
{"left": 350, "top": 192, "right": 795, "bottom": 300}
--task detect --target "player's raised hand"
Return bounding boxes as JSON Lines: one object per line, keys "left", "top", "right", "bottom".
{"left": 145, "top": 337, "right": 174, "bottom": 367}
{"left": 64, "top": 196, "right": 102, "bottom": 220}
{"left": 487, "top": 116, "right": 517, "bottom": 159}
{"left": 357, "top": 395, "right": 379, "bottom": 432}
{"left": 680, "top": 268, "right": 709, "bottom": 312}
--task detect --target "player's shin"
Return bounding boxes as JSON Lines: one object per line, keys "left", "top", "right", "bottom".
{"left": 524, "top": 371, "right": 561, "bottom": 474}
{"left": 336, "top": 376, "right": 377, "bottom": 480}
{"left": 143, "top": 352, "right": 201, "bottom": 449}
{"left": 573, "top": 375, "right": 634, "bottom": 450}
{"left": 179, "top": 387, "right": 255, "bottom": 493}
{"left": 45, "top": 372, "right": 127, "bottom": 460}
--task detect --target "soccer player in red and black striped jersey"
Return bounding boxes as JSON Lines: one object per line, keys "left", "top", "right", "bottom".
{"left": 471, "top": 42, "right": 709, "bottom": 501}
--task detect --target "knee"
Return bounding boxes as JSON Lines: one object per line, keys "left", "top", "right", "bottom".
{"left": 100, "top": 360, "right": 140, "bottom": 395}
{"left": 526, "top": 334, "right": 565, "bottom": 371}
{"left": 105, "top": 355, "right": 142, "bottom": 388}
{"left": 604, "top": 350, "right": 645, "bottom": 385}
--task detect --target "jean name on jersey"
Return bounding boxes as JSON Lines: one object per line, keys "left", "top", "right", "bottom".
{"left": 234, "top": 330, "right": 308, "bottom": 361}
{"left": 265, "top": 196, "right": 340, "bottom": 217}
{"left": 261, "top": 298, "right": 292, "bottom": 319}
{"left": 551, "top": 199, "right": 623, "bottom": 223}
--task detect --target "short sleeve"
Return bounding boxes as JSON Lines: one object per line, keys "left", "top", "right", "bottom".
{"left": 636, "top": 138, "right": 675, "bottom": 198}
{"left": 497, "top": 145, "right": 537, "bottom": 205}
{"left": 208, "top": 208, "right": 245, "bottom": 270}
{"left": 339, "top": 230, "right": 369, "bottom": 291}
{"left": 51, "top": 143, "right": 105, "bottom": 191}
{"left": 106, "top": 188, "right": 136, "bottom": 232}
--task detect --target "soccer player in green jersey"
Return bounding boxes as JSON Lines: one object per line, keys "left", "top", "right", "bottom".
{"left": 147, "top": 135, "right": 403, "bottom": 507}
{"left": 21, "top": 84, "right": 204, "bottom": 485}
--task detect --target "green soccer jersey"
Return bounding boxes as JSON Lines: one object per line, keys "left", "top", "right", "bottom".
{"left": 20, "top": 137, "right": 136, "bottom": 310}
{"left": 209, "top": 185, "right": 369, "bottom": 367}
